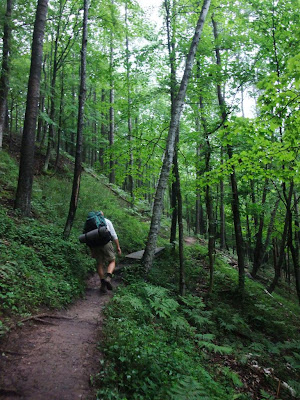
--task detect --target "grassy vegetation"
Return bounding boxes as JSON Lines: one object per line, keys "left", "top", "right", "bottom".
{"left": 1, "top": 149, "right": 299, "bottom": 400}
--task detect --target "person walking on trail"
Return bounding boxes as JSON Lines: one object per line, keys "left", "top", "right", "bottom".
{"left": 89, "top": 211, "right": 121, "bottom": 293}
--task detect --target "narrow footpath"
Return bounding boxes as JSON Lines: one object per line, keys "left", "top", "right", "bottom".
{"left": 0, "top": 274, "right": 113, "bottom": 400}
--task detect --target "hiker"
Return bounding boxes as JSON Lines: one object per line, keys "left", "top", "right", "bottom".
{"left": 89, "top": 211, "right": 121, "bottom": 293}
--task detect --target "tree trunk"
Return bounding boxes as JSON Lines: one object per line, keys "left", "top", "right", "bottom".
{"left": 252, "top": 179, "right": 268, "bottom": 277}
{"left": 0, "top": 0, "right": 13, "bottom": 150}
{"left": 292, "top": 192, "right": 300, "bottom": 304}
{"left": 15, "top": 0, "right": 49, "bottom": 215}
{"left": 212, "top": 15, "right": 245, "bottom": 292}
{"left": 125, "top": 1, "right": 134, "bottom": 203}
{"left": 36, "top": 54, "right": 47, "bottom": 143}
{"left": 54, "top": 68, "right": 64, "bottom": 172}
{"left": 174, "top": 143, "right": 185, "bottom": 295}
{"left": 99, "top": 89, "right": 106, "bottom": 168}
{"left": 228, "top": 152, "right": 245, "bottom": 292}
{"left": 199, "top": 93, "right": 215, "bottom": 293}
{"left": 164, "top": 0, "right": 178, "bottom": 245}
{"left": 219, "top": 148, "right": 226, "bottom": 249}
{"left": 44, "top": 0, "right": 65, "bottom": 172}
{"left": 268, "top": 184, "right": 293, "bottom": 293}
{"left": 63, "top": 0, "right": 89, "bottom": 239}
{"left": 142, "top": 0, "right": 211, "bottom": 271}
{"left": 170, "top": 167, "right": 178, "bottom": 244}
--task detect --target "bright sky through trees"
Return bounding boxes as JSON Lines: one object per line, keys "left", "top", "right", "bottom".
{"left": 136, "top": 0, "right": 255, "bottom": 117}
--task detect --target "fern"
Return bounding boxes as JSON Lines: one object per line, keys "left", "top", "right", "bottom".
{"left": 222, "top": 367, "right": 243, "bottom": 388}
{"left": 149, "top": 297, "right": 178, "bottom": 318}
{"left": 284, "top": 352, "right": 300, "bottom": 371}
{"left": 195, "top": 334, "right": 232, "bottom": 354}
{"left": 179, "top": 294, "right": 206, "bottom": 310}
{"left": 184, "top": 308, "right": 213, "bottom": 330}
{"left": 167, "top": 376, "right": 210, "bottom": 400}
{"left": 141, "top": 284, "right": 179, "bottom": 319}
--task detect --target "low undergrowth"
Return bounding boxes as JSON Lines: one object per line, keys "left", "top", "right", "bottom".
{"left": 0, "top": 149, "right": 148, "bottom": 335}
{"left": 95, "top": 246, "right": 300, "bottom": 400}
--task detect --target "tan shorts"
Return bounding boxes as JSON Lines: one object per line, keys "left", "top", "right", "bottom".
{"left": 90, "top": 241, "right": 115, "bottom": 264}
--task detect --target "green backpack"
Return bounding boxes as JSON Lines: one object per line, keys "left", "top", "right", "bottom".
{"left": 81, "top": 211, "right": 112, "bottom": 247}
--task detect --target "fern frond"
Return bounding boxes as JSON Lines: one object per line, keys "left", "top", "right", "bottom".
{"left": 167, "top": 376, "right": 210, "bottom": 400}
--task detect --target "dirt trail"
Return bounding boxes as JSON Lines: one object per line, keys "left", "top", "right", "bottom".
{"left": 0, "top": 274, "right": 113, "bottom": 400}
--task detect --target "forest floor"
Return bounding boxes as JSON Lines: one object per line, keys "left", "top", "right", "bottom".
{"left": 0, "top": 273, "right": 113, "bottom": 400}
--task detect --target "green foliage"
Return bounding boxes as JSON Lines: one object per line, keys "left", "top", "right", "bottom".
{"left": 0, "top": 151, "right": 19, "bottom": 194}
{"left": 0, "top": 149, "right": 150, "bottom": 335}
{"left": 0, "top": 207, "right": 93, "bottom": 316}
{"left": 95, "top": 282, "right": 242, "bottom": 400}
{"left": 98, "top": 243, "right": 299, "bottom": 399}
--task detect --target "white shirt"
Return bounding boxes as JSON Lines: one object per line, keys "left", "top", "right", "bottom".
{"left": 105, "top": 218, "right": 118, "bottom": 241}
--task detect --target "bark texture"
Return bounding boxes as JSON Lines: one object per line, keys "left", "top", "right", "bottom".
{"left": 15, "top": 0, "right": 49, "bottom": 215}
{"left": 143, "top": 0, "right": 211, "bottom": 271}
{"left": 0, "top": 0, "right": 13, "bottom": 150}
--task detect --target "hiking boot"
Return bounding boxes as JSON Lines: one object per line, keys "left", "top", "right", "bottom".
{"left": 104, "top": 276, "right": 113, "bottom": 291}
{"left": 100, "top": 280, "right": 107, "bottom": 294}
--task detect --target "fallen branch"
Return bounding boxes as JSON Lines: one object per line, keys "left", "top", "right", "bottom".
{"left": 29, "top": 317, "right": 57, "bottom": 325}
{"left": 0, "top": 388, "right": 21, "bottom": 396}
{"left": 20, "top": 313, "right": 74, "bottom": 323}
{"left": 0, "top": 349, "right": 27, "bottom": 356}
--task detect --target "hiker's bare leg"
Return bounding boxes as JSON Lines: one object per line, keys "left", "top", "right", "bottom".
{"left": 97, "top": 263, "right": 105, "bottom": 279}
{"left": 104, "top": 259, "right": 115, "bottom": 291}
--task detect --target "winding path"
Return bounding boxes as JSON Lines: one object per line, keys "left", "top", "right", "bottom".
{"left": 0, "top": 274, "right": 112, "bottom": 399}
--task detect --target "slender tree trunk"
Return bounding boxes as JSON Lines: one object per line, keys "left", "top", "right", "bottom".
{"left": 252, "top": 179, "right": 268, "bottom": 277}
{"left": 174, "top": 142, "right": 185, "bottom": 295}
{"left": 164, "top": 0, "right": 178, "bottom": 245}
{"left": 63, "top": 0, "right": 89, "bottom": 239}
{"left": 206, "top": 155, "right": 214, "bottom": 293}
{"left": 212, "top": 15, "right": 245, "bottom": 292}
{"left": 195, "top": 143, "right": 201, "bottom": 236}
{"left": 109, "top": 75, "right": 115, "bottom": 183}
{"left": 292, "top": 192, "right": 300, "bottom": 304}
{"left": 99, "top": 89, "right": 106, "bottom": 169}
{"left": 195, "top": 62, "right": 206, "bottom": 237}
{"left": 199, "top": 93, "right": 215, "bottom": 293}
{"left": 44, "top": 1, "right": 64, "bottom": 172}
{"left": 250, "top": 180, "right": 258, "bottom": 230}
{"left": 36, "top": 54, "right": 47, "bottom": 143}
{"left": 143, "top": 0, "right": 211, "bottom": 271}
{"left": 268, "top": 184, "right": 293, "bottom": 293}
{"left": 261, "top": 198, "right": 280, "bottom": 264}
{"left": 0, "top": 0, "right": 13, "bottom": 150}
{"left": 125, "top": 1, "right": 134, "bottom": 203}
{"left": 219, "top": 147, "right": 226, "bottom": 249}
{"left": 15, "top": 0, "right": 48, "bottom": 215}
{"left": 228, "top": 150, "right": 245, "bottom": 292}
{"left": 54, "top": 68, "right": 64, "bottom": 172}
{"left": 170, "top": 167, "right": 178, "bottom": 244}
